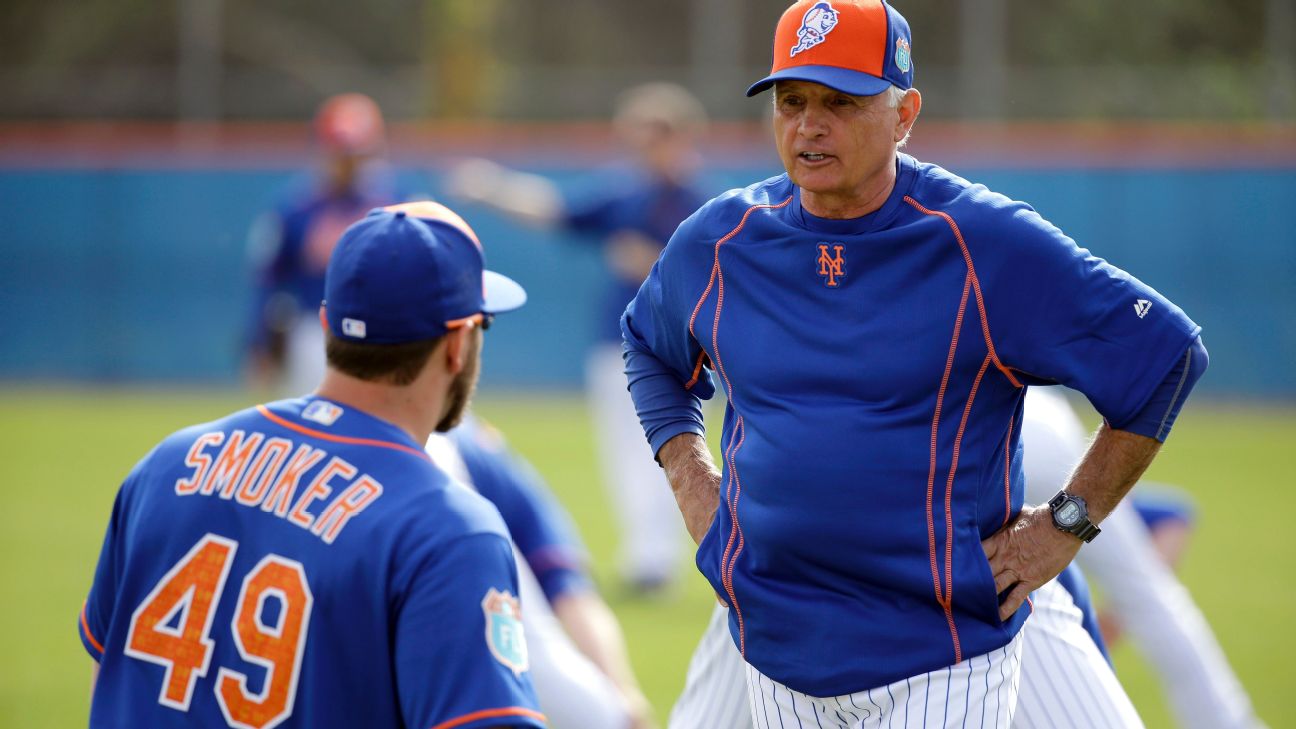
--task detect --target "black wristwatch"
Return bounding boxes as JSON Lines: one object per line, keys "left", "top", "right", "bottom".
{"left": 1048, "top": 491, "right": 1101, "bottom": 543}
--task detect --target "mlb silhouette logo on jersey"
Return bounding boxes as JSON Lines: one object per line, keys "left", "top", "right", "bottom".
{"left": 817, "top": 243, "right": 846, "bottom": 287}
{"left": 791, "top": 2, "right": 839, "bottom": 56}
{"left": 302, "top": 400, "right": 343, "bottom": 426}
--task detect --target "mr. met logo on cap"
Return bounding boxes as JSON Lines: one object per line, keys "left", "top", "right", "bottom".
{"left": 791, "top": 1, "right": 840, "bottom": 57}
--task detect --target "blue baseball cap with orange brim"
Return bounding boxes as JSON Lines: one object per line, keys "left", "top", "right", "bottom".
{"left": 323, "top": 201, "right": 526, "bottom": 344}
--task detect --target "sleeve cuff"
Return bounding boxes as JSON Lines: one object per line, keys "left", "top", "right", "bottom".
{"left": 79, "top": 601, "right": 105, "bottom": 662}
{"left": 648, "top": 421, "right": 707, "bottom": 461}
{"left": 1110, "top": 336, "right": 1208, "bottom": 442}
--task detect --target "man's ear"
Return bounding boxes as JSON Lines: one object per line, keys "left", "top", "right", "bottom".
{"left": 443, "top": 325, "right": 471, "bottom": 375}
{"left": 896, "top": 89, "right": 922, "bottom": 142}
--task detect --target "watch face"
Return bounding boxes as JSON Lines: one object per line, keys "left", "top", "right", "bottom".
{"left": 1056, "top": 501, "right": 1081, "bottom": 527}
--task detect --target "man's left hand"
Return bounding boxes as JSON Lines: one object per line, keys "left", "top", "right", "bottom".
{"left": 981, "top": 504, "right": 1082, "bottom": 621}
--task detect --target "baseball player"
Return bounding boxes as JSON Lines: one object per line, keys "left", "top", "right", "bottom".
{"left": 79, "top": 202, "right": 545, "bottom": 728}
{"left": 448, "top": 82, "right": 713, "bottom": 592}
{"left": 622, "top": 1, "right": 1207, "bottom": 725}
{"left": 245, "top": 93, "right": 400, "bottom": 396}
{"left": 428, "top": 415, "right": 656, "bottom": 729}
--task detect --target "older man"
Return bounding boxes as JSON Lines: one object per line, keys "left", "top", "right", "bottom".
{"left": 621, "top": 1, "right": 1207, "bottom": 726}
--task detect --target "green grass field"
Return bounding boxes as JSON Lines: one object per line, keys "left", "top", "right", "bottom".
{"left": 2, "top": 387, "right": 1292, "bottom": 727}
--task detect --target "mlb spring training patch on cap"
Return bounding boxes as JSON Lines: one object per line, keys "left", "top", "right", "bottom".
{"left": 747, "top": 0, "right": 914, "bottom": 98}
{"left": 322, "top": 201, "right": 526, "bottom": 344}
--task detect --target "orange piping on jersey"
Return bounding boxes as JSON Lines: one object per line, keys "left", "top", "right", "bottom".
{"left": 1002, "top": 412, "right": 1016, "bottom": 528}
{"left": 683, "top": 350, "right": 710, "bottom": 390}
{"left": 903, "top": 197, "right": 1023, "bottom": 389}
{"left": 701, "top": 198, "right": 790, "bottom": 658}
{"left": 255, "top": 405, "right": 430, "bottom": 461}
{"left": 927, "top": 271, "right": 972, "bottom": 664}
{"left": 80, "top": 600, "right": 105, "bottom": 656}
{"left": 722, "top": 416, "right": 749, "bottom": 655}
{"left": 939, "top": 352, "right": 994, "bottom": 662}
{"left": 428, "top": 706, "right": 548, "bottom": 729}
{"left": 687, "top": 195, "right": 793, "bottom": 342}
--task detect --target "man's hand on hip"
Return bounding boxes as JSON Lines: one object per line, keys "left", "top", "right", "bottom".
{"left": 982, "top": 504, "right": 1082, "bottom": 621}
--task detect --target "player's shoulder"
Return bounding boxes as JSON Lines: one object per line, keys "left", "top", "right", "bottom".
{"left": 672, "top": 174, "right": 795, "bottom": 242}
{"left": 149, "top": 404, "right": 263, "bottom": 462}
{"left": 903, "top": 155, "right": 1069, "bottom": 253}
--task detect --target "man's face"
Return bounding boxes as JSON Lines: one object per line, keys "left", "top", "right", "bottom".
{"left": 772, "top": 80, "right": 900, "bottom": 207}
{"left": 435, "top": 327, "right": 482, "bottom": 433}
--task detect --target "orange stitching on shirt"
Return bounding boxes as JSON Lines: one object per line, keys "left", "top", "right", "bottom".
{"left": 721, "top": 417, "right": 748, "bottom": 655}
{"left": 927, "top": 271, "right": 972, "bottom": 664}
{"left": 683, "top": 350, "right": 710, "bottom": 390}
{"left": 700, "top": 195, "right": 790, "bottom": 658}
{"left": 687, "top": 196, "right": 793, "bottom": 341}
{"left": 256, "top": 405, "right": 430, "bottom": 461}
{"left": 1002, "top": 412, "right": 1016, "bottom": 528}
{"left": 80, "top": 600, "right": 105, "bottom": 656}
{"left": 904, "top": 197, "right": 1023, "bottom": 389}
{"left": 428, "top": 706, "right": 548, "bottom": 729}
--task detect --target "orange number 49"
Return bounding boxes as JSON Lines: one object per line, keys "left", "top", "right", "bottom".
{"left": 125, "top": 533, "right": 313, "bottom": 729}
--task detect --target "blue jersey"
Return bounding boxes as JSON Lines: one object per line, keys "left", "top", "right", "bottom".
{"left": 79, "top": 396, "right": 545, "bottom": 729}
{"left": 449, "top": 416, "right": 593, "bottom": 602}
{"left": 564, "top": 171, "right": 711, "bottom": 341}
{"left": 247, "top": 166, "right": 398, "bottom": 352}
{"left": 622, "top": 154, "right": 1200, "bottom": 696}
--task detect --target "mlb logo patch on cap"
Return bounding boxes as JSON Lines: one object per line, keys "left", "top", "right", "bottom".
{"left": 341, "top": 318, "right": 367, "bottom": 339}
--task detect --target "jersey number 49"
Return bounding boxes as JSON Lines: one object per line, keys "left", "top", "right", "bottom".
{"left": 125, "top": 533, "right": 313, "bottom": 729}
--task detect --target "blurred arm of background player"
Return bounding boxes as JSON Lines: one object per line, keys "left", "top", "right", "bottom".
{"left": 1022, "top": 387, "right": 1265, "bottom": 729}
{"left": 444, "top": 416, "right": 656, "bottom": 729}
{"left": 445, "top": 82, "right": 708, "bottom": 286}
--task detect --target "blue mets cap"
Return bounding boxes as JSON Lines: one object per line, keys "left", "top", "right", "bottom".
{"left": 323, "top": 201, "right": 526, "bottom": 344}
{"left": 746, "top": 0, "right": 913, "bottom": 98}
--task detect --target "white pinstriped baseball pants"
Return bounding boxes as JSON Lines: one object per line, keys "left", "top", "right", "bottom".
{"left": 743, "top": 632, "right": 1024, "bottom": 729}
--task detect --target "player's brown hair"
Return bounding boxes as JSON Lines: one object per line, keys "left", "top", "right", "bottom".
{"left": 324, "top": 332, "right": 445, "bottom": 386}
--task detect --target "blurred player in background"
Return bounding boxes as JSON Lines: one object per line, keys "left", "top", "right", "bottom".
{"left": 448, "top": 82, "right": 713, "bottom": 593}
{"left": 79, "top": 201, "right": 545, "bottom": 728}
{"left": 1020, "top": 387, "right": 1265, "bottom": 729}
{"left": 428, "top": 414, "right": 656, "bottom": 729}
{"left": 245, "top": 92, "right": 400, "bottom": 395}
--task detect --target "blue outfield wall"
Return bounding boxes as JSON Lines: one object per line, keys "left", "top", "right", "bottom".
{"left": 0, "top": 162, "right": 1292, "bottom": 396}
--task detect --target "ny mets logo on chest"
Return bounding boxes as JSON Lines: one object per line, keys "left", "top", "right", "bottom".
{"left": 816, "top": 243, "right": 846, "bottom": 287}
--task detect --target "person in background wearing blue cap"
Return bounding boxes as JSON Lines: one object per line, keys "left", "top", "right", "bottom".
{"left": 78, "top": 201, "right": 545, "bottom": 729}
{"left": 621, "top": 0, "right": 1211, "bottom": 726}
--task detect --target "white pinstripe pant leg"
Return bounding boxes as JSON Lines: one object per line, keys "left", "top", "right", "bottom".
{"left": 670, "top": 603, "right": 755, "bottom": 729}
{"left": 745, "top": 631, "right": 1023, "bottom": 729}
{"left": 1013, "top": 579, "right": 1144, "bottom": 729}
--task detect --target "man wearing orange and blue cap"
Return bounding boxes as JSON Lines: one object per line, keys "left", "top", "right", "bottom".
{"left": 80, "top": 202, "right": 546, "bottom": 729}
{"left": 622, "top": 1, "right": 1209, "bottom": 725}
